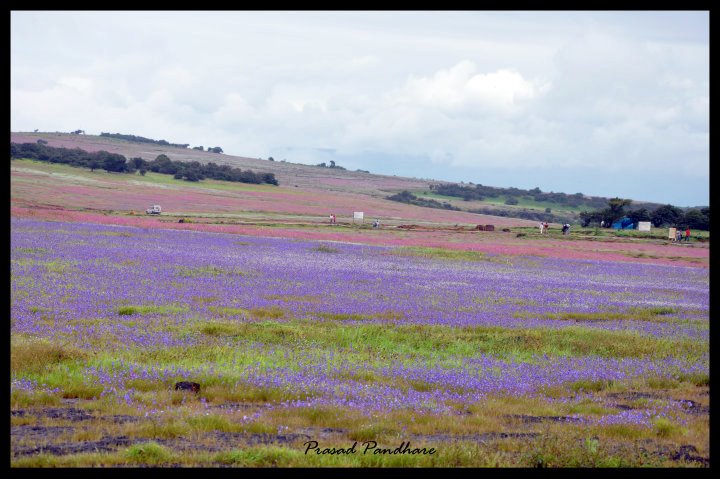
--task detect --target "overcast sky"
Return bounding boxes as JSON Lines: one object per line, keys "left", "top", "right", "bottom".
{"left": 11, "top": 11, "right": 709, "bottom": 206}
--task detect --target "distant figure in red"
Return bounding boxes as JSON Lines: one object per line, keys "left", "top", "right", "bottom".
{"left": 329, "top": 214, "right": 336, "bottom": 224}
{"left": 685, "top": 227, "right": 691, "bottom": 242}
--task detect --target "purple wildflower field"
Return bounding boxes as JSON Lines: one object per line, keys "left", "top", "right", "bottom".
{"left": 10, "top": 217, "right": 710, "bottom": 466}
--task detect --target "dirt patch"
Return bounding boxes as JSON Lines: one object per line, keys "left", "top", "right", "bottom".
{"left": 209, "top": 402, "right": 274, "bottom": 411}
{"left": 604, "top": 391, "right": 660, "bottom": 401}
{"left": 503, "top": 414, "right": 582, "bottom": 424}
{"left": 11, "top": 425, "right": 74, "bottom": 441}
{"left": 13, "top": 436, "right": 133, "bottom": 457}
{"left": 108, "top": 414, "right": 144, "bottom": 424}
{"left": 639, "top": 442, "right": 710, "bottom": 467}
{"left": 207, "top": 431, "right": 312, "bottom": 447}
{"left": 411, "top": 432, "right": 541, "bottom": 443}
{"left": 677, "top": 399, "right": 710, "bottom": 415}
{"left": 12, "top": 407, "right": 94, "bottom": 422}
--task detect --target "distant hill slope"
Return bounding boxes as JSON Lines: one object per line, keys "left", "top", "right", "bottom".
{"left": 10, "top": 131, "right": 675, "bottom": 224}
{"left": 10, "top": 132, "right": 435, "bottom": 199}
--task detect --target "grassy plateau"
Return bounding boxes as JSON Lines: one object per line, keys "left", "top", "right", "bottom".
{"left": 9, "top": 134, "right": 709, "bottom": 468}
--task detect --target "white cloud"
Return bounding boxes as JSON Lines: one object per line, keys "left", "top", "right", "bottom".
{"left": 10, "top": 11, "right": 709, "bottom": 205}
{"left": 397, "top": 60, "right": 544, "bottom": 114}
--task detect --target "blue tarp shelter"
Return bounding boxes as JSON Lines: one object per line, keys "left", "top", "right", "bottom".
{"left": 612, "top": 217, "right": 635, "bottom": 230}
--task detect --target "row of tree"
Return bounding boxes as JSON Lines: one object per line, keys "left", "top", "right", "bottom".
{"left": 579, "top": 198, "right": 709, "bottom": 230}
{"left": 386, "top": 190, "right": 460, "bottom": 211}
{"left": 99, "top": 132, "right": 223, "bottom": 153}
{"left": 100, "top": 132, "right": 190, "bottom": 149}
{"left": 315, "top": 160, "right": 346, "bottom": 170}
{"left": 430, "top": 183, "right": 609, "bottom": 210}
{"left": 468, "top": 206, "right": 573, "bottom": 224}
{"left": 10, "top": 142, "right": 278, "bottom": 186}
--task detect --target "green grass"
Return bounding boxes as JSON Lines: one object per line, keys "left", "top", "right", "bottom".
{"left": 391, "top": 246, "right": 489, "bottom": 262}
{"left": 174, "top": 265, "right": 248, "bottom": 278}
{"left": 158, "top": 319, "right": 706, "bottom": 364}
{"left": 411, "top": 190, "right": 586, "bottom": 214}
{"left": 124, "top": 442, "right": 174, "bottom": 464}
{"left": 537, "top": 306, "right": 682, "bottom": 324}
{"left": 311, "top": 244, "right": 341, "bottom": 253}
{"left": 11, "top": 257, "right": 78, "bottom": 274}
{"left": 11, "top": 158, "right": 278, "bottom": 194}
{"left": 116, "top": 304, "right": 189, "bottom": 316}
{"left": 11, "top": 336, "right": 89, "bottom": 374}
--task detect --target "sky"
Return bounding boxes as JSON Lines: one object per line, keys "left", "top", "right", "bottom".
{"left": 10, "top": 11, "right": 710, "bottom": 207}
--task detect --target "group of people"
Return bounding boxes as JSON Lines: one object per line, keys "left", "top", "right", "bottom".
{"left": 329, "top": 214, "right": 336, "bottom": 224}
{"left": 675, "top": 227, "right": 691, "bottom": 243}
{"left": 538, "top": 222, "right": 571, "bottom": 235}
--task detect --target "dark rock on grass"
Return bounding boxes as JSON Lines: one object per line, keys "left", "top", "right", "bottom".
{"left": 174, "top": 381, "right": 200, "bottom": 393}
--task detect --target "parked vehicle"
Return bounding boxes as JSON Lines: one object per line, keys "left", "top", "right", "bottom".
{"left": 146, "top": 205, "right": 162, "bottom": 215}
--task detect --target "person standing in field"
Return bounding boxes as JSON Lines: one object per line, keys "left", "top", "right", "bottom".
{"left": 539, "top": 222, "right": 544, "bottom": 234}
{"left": 685, "top": 227, "right": 691, "bottom": 242}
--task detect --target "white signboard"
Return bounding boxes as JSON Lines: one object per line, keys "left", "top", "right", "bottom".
{"left": 638, "top": 221, "right": 651, "bottom": 232}
{"left": 668, "top": 227, "right": 677, "bottom": 240}
{"left": 353, "top": 212, "right": 364, "bottom": 222}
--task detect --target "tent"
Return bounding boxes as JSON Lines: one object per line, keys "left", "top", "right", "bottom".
{"left": 611, "top": 217, "right": 635, "bottom": 230}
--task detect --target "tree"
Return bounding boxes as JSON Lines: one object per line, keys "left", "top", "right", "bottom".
{"left": 682, "top": 209, "right": 709, "bottom": 230}
{"left": 504, "top": 197, "right": 519, "bottom": 205}
{"left": 150, "top": 154, "right": 178, "bottom": 174}
{"left": 579, "top": 210, "right": 603, "bottom": 227}
{"left": 99, "top": 152, "right": 127, "bottom": 172}
{"left": 608, "top": 197, "right": 632, "bottom": 216}
{"left": 208, "top": 146, "right": 223, "bottom": 154}
{"left": 129, "top": 157, "right": 147, "bottom": 170}
{"left": 597, "top": 197, "right": 633, "bottom": 226}
{"left": 651, "top": 204, "right": 683, "bottom": 227}
{"left": 183, "top": 170, "right": 201, "bottom": 182}
{"left": 330, "top": 160, "right": 336, "bottom": 168}
{"left": 626, "top": 208, "right": 651, "bottom": 224}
